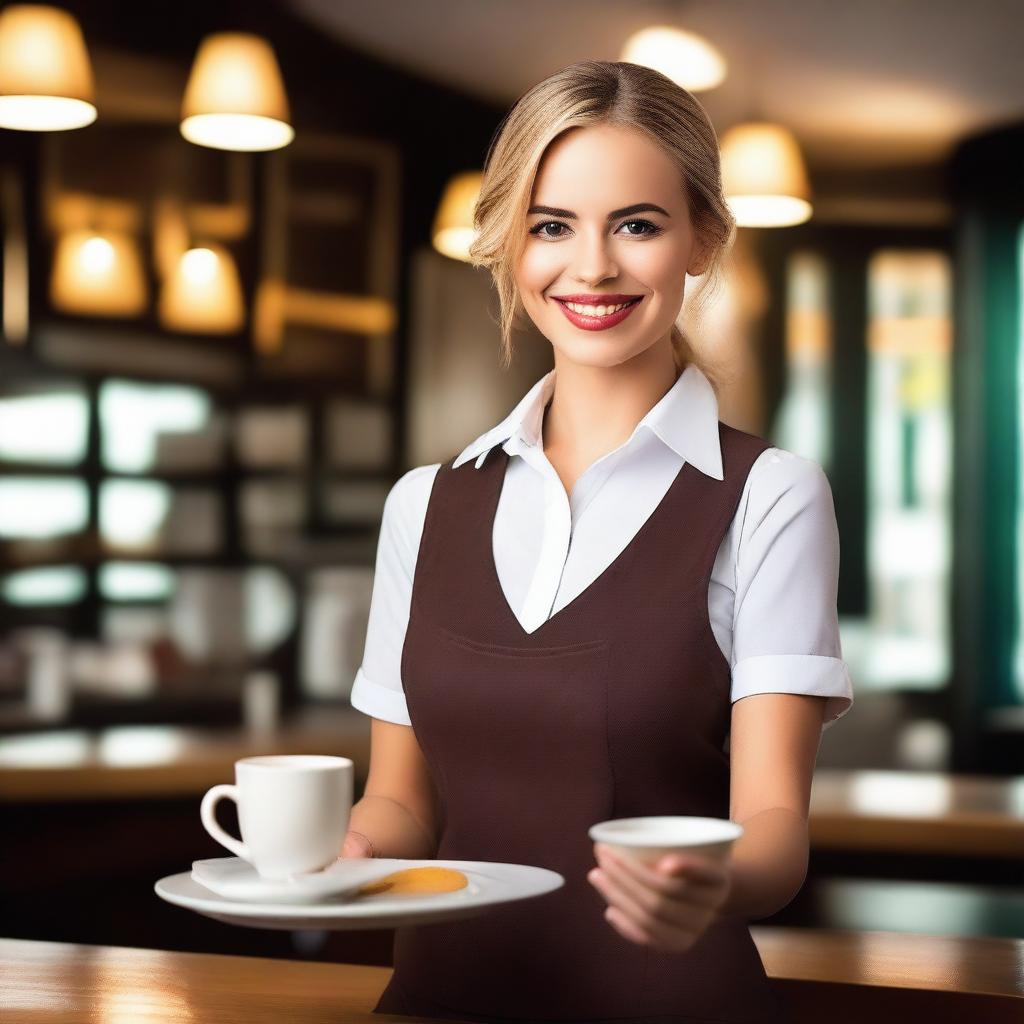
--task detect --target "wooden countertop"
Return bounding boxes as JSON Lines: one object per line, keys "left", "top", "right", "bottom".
{"left": 0, "top": 706, "right": 371, "bottom": 801}
{"left": 1, "top": 707, "right": 1022, "bottom": 858}
{"left": 3, "top": 929, "right": 1022, "bottom": 1023}
{"left": 807, "top": 767, "right": 1024, "bottom": 858}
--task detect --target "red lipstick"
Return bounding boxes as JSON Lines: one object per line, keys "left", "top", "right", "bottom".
{"left": 551, "top": 294, "right": 644, "bottom": 332}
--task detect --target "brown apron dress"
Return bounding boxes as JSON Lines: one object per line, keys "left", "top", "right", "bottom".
{"left": 373, "top": 422, "right": 789, "bottom": 1024}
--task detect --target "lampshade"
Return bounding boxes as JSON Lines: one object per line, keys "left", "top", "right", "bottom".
{"left": 0, "top": 4, "right": 96, "bottom": 131}
{"left": 50, "top": 230, "right": 147, "bottom": 317}
{"left": 180, "top": 32, "right": 294, "bottom": 152}
{"left": 719, "top": 122, "right": 812, "bottom": 228}
{"left": 432, "top": 170, "right": 483, "bottom": 261}
{"left": 158, "top": 244, "right": 245, "bottom": 334}
{"left": 620, "top": 26, "right": 726, "bottom": 92}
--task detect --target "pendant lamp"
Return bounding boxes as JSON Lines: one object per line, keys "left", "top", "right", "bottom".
{"left": 719, "top": 122, "right": 813, "bottom": 227}
{"left": 432, "top": 170, "right": 483, "bottom": 261}
{"left": 620, "top": 25, "right": 726, "bottom": 92}
{"left": 180, "top": 32, "right": 294, "bottom": 152}
{"left": 0, "top": 4, "right": 96, "bottom": 131}
{"left": 159, "top": 244, "right": 245, "bottom": 334}
{"left": 50, "top": 230, "right": 147, "bottom": 317}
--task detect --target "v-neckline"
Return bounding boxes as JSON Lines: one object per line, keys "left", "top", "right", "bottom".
{"left": 482, "top": 445, "right": 693, "bottom": 642}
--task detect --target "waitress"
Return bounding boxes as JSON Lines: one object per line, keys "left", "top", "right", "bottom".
{"left": 347, "top": 59, "right": 853, "bottom": 1024}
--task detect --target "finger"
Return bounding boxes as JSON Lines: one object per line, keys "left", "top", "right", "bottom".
{"left": 599, "top": 848, "right": 723, "bottom": 911}
{"left": 603, "top": 905, "right": 649, "bottom": 946}
{"left": 590, "top": 863, "right": 707, "bottom": 933}
{"left": 594, "top": 856, "right": 691, "bottom": 926}
{"left": 630, "top": 905, "right": 703, "bottom": 953}
{"left": 595, "top": 846, "right": 680, "bottom": 898}
{"left": 604, "top": 897, "right": 702, "bottom": 954}
{"left": 589, "top": 866, "right": 659, "bottom": 929}
{"left": 659, "top": 854, "right": 729, "bottom": 889}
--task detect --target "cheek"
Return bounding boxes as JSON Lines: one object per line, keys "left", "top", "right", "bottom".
{"left": 623, "top": 239, "right": 689, "bottom": 292}
{"left": 517, "top": 246, "right": 559, "bottom": 296}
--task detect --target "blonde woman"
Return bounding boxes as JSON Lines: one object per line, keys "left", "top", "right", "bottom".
{"left": 347, "top": 60, "right": 852, "bottom": 1023}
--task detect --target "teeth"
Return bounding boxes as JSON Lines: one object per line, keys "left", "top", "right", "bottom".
{"left": 564, "top": 300, "right": 635, "bottom": 316}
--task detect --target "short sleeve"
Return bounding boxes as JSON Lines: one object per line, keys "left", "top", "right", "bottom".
{"left": 348, "top": 463, "right": 440, "bottom": 725}
{"left": 729, "top": 448, "right": 853, "bottom": 731}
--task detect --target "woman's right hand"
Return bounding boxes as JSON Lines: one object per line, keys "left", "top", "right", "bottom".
{"left": 341, "top": 829, "right": 376, "bottom": 859}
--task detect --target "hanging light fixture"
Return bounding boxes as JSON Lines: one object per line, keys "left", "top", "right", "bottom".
{"left": 620, "top": 25, "right": 726, "bottom": 92}
{"left": 0, "top": 4, "right": 96, "bottom": 131}
{"left": 50, "top": 229, "right": 147, "bottom": 317}
{"left": 159, "top": 243, "right": 245, "bottom": 334}
{"left": 180, "top": 32, "right": 294, "bottom": 152}
{"left": 719, "top": 122, "right": 813, "bottom": 227}
{"left": 432, "top": 170, "right": 483, "bottom": 262}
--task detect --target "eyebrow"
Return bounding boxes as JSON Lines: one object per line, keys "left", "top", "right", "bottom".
{"left": 527, "top": 202, "right": 671, "bottom": 220}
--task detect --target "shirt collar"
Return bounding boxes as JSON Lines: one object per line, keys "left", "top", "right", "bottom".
{"left": 451, "top": 363, "right": 724, "bottom": 480}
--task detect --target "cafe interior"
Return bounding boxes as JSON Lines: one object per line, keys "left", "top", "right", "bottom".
{"left": 1, "top": 1, "right": 1022, "bottom": 1021}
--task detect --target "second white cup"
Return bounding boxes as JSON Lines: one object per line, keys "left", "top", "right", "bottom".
{"left": 200, "top": 754, "right": 353, "bottom": 880}
{"left": 589, "top": 815, "right": 744, "bottom": 867}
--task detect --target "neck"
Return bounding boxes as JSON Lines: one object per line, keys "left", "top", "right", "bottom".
{"left": 542, "top": 339, "right": 682, "bottom": 460}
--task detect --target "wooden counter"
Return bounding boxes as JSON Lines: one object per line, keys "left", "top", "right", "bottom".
{"left": 0, "top": 706, "right": 371, "bottom": 801}
{"left": 1, "top": 708, "right": 1022, "bottom": 858}
{"left": 3, "top": 928, "right": 1022, "bottom": 1023}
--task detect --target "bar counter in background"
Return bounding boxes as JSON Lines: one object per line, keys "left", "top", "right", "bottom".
{"left": 2, "top": 706, "right": 1023, "bottom": 965}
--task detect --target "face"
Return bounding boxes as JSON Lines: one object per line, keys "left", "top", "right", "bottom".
{"left": 515, "top": 122, "right": 708, "bottom": 370}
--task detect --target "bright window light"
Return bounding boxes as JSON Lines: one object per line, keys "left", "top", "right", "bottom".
{"left": 0, "top": 478, "right": 88, "bottom": 538}
{"left": 99, "top": 379, "right": 210, "bottom": 472}
{"left": 0, "top": 391, "right": 88, "bottom": 463}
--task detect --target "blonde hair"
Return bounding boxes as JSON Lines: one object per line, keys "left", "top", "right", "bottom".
{"left": 467, "top": 60, "right": 736, "bottom": 395}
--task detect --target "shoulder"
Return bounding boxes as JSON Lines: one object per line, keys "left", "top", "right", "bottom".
{"left": 382, "top": 462, "right": 444, "bottom": 555}
{"left": 740, "top": 446, "right": 835, "bottom": 531}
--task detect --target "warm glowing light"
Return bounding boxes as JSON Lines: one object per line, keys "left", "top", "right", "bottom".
{"left": 720, "top": 122, "right": 813, "bottom": 227}
{"left": 158, "top": 244, "right": 245, "bottom": 334}
{"left": 181, "top": 247, "right": 218, "bottom": 285}
{"left": 620, "top": 26, "right": 727, "bottom": 92}
{"left": 50, "top": 230, "right": 148, "bottom": 317}
{"left": 432, "top": 170, "right": 483, "bottom": 261}
{"left": 0, "top": 4, "right": 96, "bottom": 131}
{"left": 180, "top": 32, "right": 293, "bottom": 151}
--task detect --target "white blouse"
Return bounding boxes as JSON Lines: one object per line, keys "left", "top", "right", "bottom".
{"left": 350, "top": 363, "right": 854, "bottom": 732}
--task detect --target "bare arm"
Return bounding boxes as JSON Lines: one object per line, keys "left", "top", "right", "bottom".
{"left": 718, "top": 692, "right": 826, "bottom": 920}
{"left": 346, "top": 718, "right": 444, "bottom": 860}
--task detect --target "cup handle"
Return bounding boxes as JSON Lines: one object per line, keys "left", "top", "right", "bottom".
{"left": 200, "top": 784, "right": 250, "bottom": 862}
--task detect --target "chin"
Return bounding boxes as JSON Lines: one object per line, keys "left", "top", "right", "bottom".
{"left": 552, "top": 336, "right": 648, "bottom": 369}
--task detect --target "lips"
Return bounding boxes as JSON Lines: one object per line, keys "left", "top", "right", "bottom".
{"left": 553, "top": 295, "right": 644, "bottom": 332}
{"left": 551, "top": 294, "right": 643, "bottom": 305}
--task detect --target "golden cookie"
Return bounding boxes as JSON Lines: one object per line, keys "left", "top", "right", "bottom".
{"left": 355, "top": 866, "right": 468, "bottom": 897}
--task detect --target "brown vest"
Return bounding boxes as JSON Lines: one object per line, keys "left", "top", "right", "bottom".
{"left": 373, "top": 423, "right": 788, "bottom": 1024}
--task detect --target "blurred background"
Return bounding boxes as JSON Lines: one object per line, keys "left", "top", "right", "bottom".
{"left": 0, "top": 0, "right": 1021, "bottom": 968}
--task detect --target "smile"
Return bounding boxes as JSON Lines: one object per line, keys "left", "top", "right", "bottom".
{"left": 553, "top": 296, "right": 643, "bottom": 331}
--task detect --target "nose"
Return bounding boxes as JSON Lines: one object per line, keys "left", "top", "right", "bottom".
{"left": 569, "top": 225, "right": 619, "bottom": 286}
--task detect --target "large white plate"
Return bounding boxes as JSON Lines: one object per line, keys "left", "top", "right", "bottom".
{"left": 154, "top": 859, "right": 564, "bottom": 930}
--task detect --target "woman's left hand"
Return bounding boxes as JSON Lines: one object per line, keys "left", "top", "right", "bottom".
{"left": 588, "top": 842, "right": 732, "bottom": 952}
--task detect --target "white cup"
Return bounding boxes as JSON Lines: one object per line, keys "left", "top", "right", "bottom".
{"left": 589, "top": 815, "right": 744, "bottom": 866}
{"left": 200, "top": 755, "right": 353, "bottom": 880}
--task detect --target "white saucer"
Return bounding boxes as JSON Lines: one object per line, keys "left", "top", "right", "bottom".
{"left": 156, "top": 858, "right": 564, "bottom": 930}
{"left": 190, "top": 856, "right": 401, "bottom": 904}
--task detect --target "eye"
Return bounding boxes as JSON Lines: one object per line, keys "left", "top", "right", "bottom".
{"left": 527, "top": 218, "right": 662, "bottom": 239}
{"left": 528, "top": 220, "right": 569, "bottom": 239}
{"left": 618, "top": 219, "right": 660, "bottom": 237}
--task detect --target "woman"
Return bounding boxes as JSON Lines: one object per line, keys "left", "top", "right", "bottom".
{"left": 345, "top": 60, "right": 853, "bottom": 1024}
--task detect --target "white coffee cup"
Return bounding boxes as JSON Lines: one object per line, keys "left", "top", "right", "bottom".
{"left": 589, "top": 815, "right": 744, "bottom": 866}
{"left": 200, "top": 755, "right": 353, "bottom": 880}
